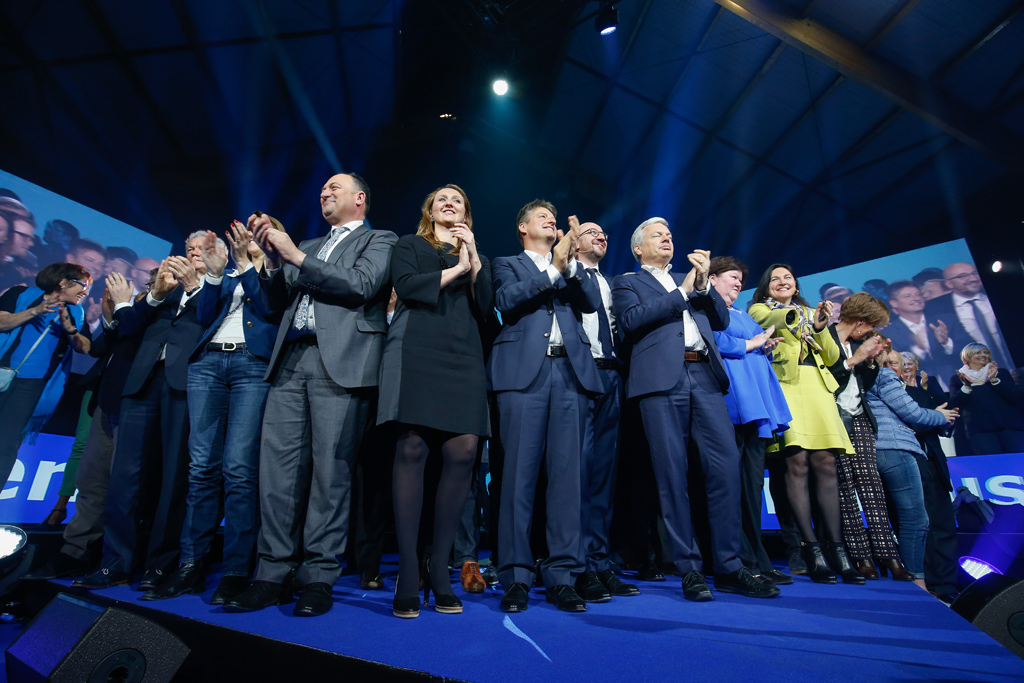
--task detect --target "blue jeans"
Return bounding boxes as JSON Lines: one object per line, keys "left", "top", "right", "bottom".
{"left": 181, "top": 348, "right": 270, "bottom": 575}
{"left": 875, "top": 448, "right": 929, "bottom": 578}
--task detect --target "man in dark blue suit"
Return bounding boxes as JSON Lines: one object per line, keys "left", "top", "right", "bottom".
{"left": 611, "top": 217, "right": 777, "bottom": 601}
{"left": 488, "top": 200, "right": 604, "bottom": 613}
{"left": 74, "top": 240, "right": 210, "bottom": 590}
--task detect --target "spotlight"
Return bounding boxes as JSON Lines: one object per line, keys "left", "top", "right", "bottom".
{"left": 595, "top": 3, "right": 618, "bottom": 36}
{"left": 960, "top": 556, "right": 1002, "bottom": 581}
{"left": 492, "top": 79, "right": 509, "bottom": 96}
{"left": 991, "top": 260, "right": 1003, "bottom": 273}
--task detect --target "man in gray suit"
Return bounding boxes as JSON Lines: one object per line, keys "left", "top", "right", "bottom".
{"left": 225, "top": 172, "right": 397, "bottom": 617}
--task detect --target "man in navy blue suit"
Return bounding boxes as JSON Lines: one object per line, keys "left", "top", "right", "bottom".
{"left": 611, "top": 217, "right": 777, "bottom": 601}
{"left": 488, "top": 200, "right": 604, "bottom": 613}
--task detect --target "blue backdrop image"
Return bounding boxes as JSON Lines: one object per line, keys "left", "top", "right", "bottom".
{"left": 1, "top": 169, "right": 171, "bottom": 524}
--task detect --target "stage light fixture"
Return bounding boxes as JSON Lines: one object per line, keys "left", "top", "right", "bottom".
{"left": 960, "top": 556, "right": 1002, "bottom": 580}
{"left": 0, "top": 525, "right": 28, "bottom": 580}
{"left": 595, "top": 3, "right": 618, "bottom": 35}
{"left": 492, "top": 79, "right": 509, "bottom": 96}
{"left": 991, "top": 260, "right": 1003, "bottom": 273}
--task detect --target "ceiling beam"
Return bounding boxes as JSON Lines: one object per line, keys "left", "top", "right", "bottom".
{"left": 714, "top": 0, "right": 1024, "bottom": 169}
{"left": 937, "top": 1, "right": 1024, "bottom": 76}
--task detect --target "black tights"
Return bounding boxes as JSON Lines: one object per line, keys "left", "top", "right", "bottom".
{"left": 784, "top": 448, "right": 841, "bottom": 544}
{"left": 392, "top": 428, "right": 477, "bottom": 601}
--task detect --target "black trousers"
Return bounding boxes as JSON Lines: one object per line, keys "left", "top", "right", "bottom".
{"left": 912, "top": 452, "right": 958, "bottom": 594}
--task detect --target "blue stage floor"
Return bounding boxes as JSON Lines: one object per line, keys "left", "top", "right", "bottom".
{"left": 52, "top": 559, "right": 1024, "bottom": 682}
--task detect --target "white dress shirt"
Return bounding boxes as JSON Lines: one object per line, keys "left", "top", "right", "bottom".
{"left": 523, "top": 249, "right": 578, "bottom": 348}
{"left": 303, "top": 219, "right": 361, "bottom": 333}
{"left": 581, "top": 266, "right": 615, "bottom": 359}
{"left": 640, "top": 263, "right": 707, "bottom": 354}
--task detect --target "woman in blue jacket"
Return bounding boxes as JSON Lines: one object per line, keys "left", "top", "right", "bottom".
{"left": 866, "top": 347, "right": 958, "bottom": 588}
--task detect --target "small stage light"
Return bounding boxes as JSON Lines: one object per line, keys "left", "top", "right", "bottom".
{"left": 492, "top": 80, "right": 509, "bottom": 96}
{"left": 439, "top": 113, "right": 455, "bottom": 119}
{"left": 991, "top": 260, "right": 1003, "bottom": 273}
{"left": 960, "top": 556, "right": 1002, "bottom": 580}
{"left": 595, "top": 3, "right": 618, "bottom": 35}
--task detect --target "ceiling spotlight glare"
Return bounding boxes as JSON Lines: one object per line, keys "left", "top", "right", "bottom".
{"left": 991, "top": 260, "right": 1003, "bottom": 273}
{"left": 492, "top": 79, "right": 509, "bottom": 96}
{"left": 595, "top": 3, "right": 618, "bottom": 36}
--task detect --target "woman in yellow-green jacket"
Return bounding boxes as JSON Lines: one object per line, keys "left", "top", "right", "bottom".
{"left": 749, "top": 264, "right": 854, "bottom": 584}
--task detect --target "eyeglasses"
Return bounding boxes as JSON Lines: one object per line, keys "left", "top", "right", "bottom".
{"left": 947, "top": 271, "right": 978, "bottom": 281}
{"left": 69, "top": 278, "right": 91, "bottom": 291}
{"left": 580, "top": 228, "right": 607, "bottom": 240}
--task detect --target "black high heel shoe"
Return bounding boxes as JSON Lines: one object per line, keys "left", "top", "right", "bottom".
{"left": 824, "top": 541, "right": 866, "bottom": 585}
{"left": 393, "top": 567, "right": 422, "bottom": 619}
{"left": 800, "top": 542, "right": 837, "bottom": 584}
{"left": 877, "top": 558, "right": 915, "bottom": 581}
{"left": 424, "top": 558, "right": 463, "bottom": 615}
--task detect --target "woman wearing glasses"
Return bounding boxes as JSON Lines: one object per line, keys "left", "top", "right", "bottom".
{"left": 0, "top": 262, "right": 92, "bottom": 486}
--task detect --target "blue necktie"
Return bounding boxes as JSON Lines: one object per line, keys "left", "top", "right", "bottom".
{"left": 584, "top": 267, "right": 616, "bottom": 359}
{"left": 293, "top": 226, "right": 348, "bottom": 332}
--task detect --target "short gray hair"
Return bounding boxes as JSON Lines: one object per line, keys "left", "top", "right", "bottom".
{"left": 185, "top": 230, "right": 228, "bottom": 258}
{"left": 630, "top": 217, "right": 669, "bottom": 263}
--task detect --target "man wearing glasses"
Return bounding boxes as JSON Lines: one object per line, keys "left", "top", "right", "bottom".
{"left": 925, "top": 262, "right": 1013, "bottom": 369}
{"left": 573, "top": 223, "right": 639, "bottom": 603}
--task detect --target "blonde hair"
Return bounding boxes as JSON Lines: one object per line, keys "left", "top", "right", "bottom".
{"left": 416, "top": 184, "right": 473, "bottom": 256}
{"left": 961, "top": 342, "right": 989, "bottom": 365}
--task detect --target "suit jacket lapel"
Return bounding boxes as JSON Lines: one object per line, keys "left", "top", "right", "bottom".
{"left": 326, "top": 223, "right": 367, "bottom": 264}
{"left": 635, "top": 268, "right": 671, "bottom": 297}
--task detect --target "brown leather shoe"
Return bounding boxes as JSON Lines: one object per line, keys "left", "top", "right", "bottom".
{"left": 854, "top": 559, "right": 880, "bottom": 580}
{"left": 460, "top": 562, "right": 486, "bottom": 593}
{"left": 877, "top": 558, "right": 915, "bottom": 581}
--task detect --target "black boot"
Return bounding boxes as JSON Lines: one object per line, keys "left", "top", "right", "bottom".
{"left": 824, "top": 542, "right": 866, "bottom": 585}
{"left": 800, "top": 542, "right": 837, "bottom": 584}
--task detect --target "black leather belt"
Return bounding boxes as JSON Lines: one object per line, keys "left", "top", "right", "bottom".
{"left": 207, "top": 342, "right": 245, "bottom": 352}
{"left": 594, "top": 358, "right": 618, "bottom": 369}
{"left": 291, "top": 335, "right": 318, "bottom": 346}
{"left": 546, "top": 345, "right": 567, "bottom": 357}
{"left": 684, "top": 350, "right": 708, "bottom": 363}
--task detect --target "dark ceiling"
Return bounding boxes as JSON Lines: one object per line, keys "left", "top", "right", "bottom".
{"left": 2, "top": 0, "right": 1023, "bottom": 289}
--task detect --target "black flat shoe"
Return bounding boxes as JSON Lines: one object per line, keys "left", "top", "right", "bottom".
{"left": 223, "top": 580, "right": 294, "bottom": 612}
{"left": 597, "top": 569, "right": 640, "bottom": 596}
{"left": 574, "top": 571, "right": 612, "bottom": 603}
{"left": 715, "top": 567, "right": 780, "bottom": 598}
{"left": 294, "top": 582, "right": 334, "bottom": 617}
{"left": 71, "top": 568, "right": 130, "bottom": 590}
{"left": 138, "top": 569, "right": 166, "bottom": 592}
{"left": 545, "top": 584, "right": 587, "bottom": 612}
{"left": 360, "top": 572, "right": 384, "bottom": 590}
{"left": 140, "top": 562, "right": 207, "bottom": 601}
{"left": 210, "top": 576, "right": 249, "bottom": 605}
{"left": 393, "top": 595, "right": 421, "bottom": 619}
{"left": 24, "top": 552, "right": 97, "bottom": 580}
{"left": 759, "top": 569, "right": 794, "bottom": 586}
{"left": 682, "top": 570, "right": 714, "bottom": 602}
{"left": 499, "top": 582, "right": 530, "bottom": 613}
{"left": 636, "top": 562, "right": 666, "bottom": 582}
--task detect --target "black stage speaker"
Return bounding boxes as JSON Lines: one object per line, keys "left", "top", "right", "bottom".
{"left": 950, "top": 573, "right": 1024, "bottom": 658}
{"left": 5, "top": 593, "right": 189, "bottom": 682}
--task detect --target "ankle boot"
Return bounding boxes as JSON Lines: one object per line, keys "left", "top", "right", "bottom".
{"left": 854, "top": 559, "right": 880, "bottom": 580}
{"left": 877, "top": 558, "right": 915, "bottom": 581}
{"left": 800, "top": 542, "right": 837, "bottom": 584}
{"left": 824, "top": 542, "right": 866, "bottom": 585}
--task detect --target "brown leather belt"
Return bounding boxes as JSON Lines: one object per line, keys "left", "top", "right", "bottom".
{"left": 684, "top": 351, "right": 708, "bottom": 362}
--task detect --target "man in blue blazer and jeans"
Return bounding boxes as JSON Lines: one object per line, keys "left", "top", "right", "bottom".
{"left": 488, "top": 199, "right": 604, "bottom": 613}
{"left": 611, "top": 217, "right": 777, "bottom": 601}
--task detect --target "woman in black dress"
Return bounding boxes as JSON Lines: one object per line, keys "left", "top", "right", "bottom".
{"left": 379, "top": 184, "right": 493, "bottom": 618}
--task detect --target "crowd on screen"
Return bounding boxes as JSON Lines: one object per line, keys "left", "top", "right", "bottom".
{"left": 1, "top": 174, "right": 1022, "bottom": 619}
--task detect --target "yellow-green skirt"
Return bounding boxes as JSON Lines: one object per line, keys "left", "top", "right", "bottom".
{"left": 768, "top": 364, "right": 854, "bottom": 455}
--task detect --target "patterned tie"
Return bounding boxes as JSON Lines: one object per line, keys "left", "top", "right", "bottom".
{"left": 584, "top": 267, "right": 616, "bottom": 359}
{"left": 292, "top": 226, "right": 348, "bottom": 332}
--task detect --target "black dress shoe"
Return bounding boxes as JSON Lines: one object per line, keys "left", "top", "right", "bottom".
{"left": 24, "top": 552, "right": 97, "bottom": 580}
{"left": 574, "top": 572, "right": 612, "bottom": 603}
{"left": 138, "top": 569, "right": 166, "bottom": 592}
{"left": 636, "top": 562, "right": 666, "bottom": 582}
{"left": 223, "top": 580, "right": 294, "bottom": 612}
{"left": 499, "top": 582, "right": 530, "bottom": 613}
{"left": 715, "top": 567, "right": 780, "bottom": 598}
{"left": 71, "top": 568, "right": 130, "bottom": 590}
{"left": 598, "top": 569, "right": 640, "bottom": 596}
{"left": 140, "top": 562, "right": 206, "bottom": 601}
{"left": 759, "top": 569, "right": 794, "bottom": 586}
{"left": 545, "top": 584, "right": 587, "bottom": 612}
{"left": 210, "top": 576, "right": 249, "bottom": 605}
{"left": 294, "top": 582, "right": 334, "bottom": 617}
{"left": 788, "top": 549, "right": 808, "bottom": 575}
{"left": 360, "top": 572, "right": 384, "bottom": 590}
{"left": 482, "top": 566, "right": 499, "bottom": 587}
{"left": 682, "top": 570, "right": 714, "bottom": 602}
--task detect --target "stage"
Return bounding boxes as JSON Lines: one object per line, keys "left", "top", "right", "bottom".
{"left": 10, "top": 556, "right": 1024, "bottom": 682}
